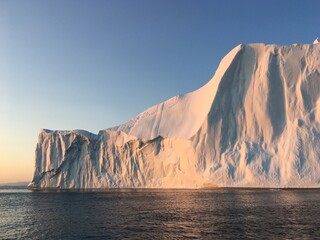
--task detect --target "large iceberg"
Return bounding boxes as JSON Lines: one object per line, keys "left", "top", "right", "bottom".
{"left": 29, "top": 41, "right": 320, "bottom": 189}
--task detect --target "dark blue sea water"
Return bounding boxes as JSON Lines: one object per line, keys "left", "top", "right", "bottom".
{"left": 1, "top": 187, "right": 320, "bottom": 239}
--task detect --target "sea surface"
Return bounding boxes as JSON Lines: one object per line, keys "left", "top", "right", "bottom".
{"left": 1, "top": 187, "right": 320, "bottom": 239}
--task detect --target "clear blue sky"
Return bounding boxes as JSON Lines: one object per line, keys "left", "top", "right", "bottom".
{"left": 0, "top": 0, "right": 318, "bottom": 182}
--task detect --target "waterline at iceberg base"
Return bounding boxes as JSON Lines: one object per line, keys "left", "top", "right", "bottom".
{"left": 29, "top": 41, "right": 320, "bottom": 189}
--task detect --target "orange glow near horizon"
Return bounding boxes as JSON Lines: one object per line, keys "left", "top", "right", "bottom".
{"left": 0, "top": 134, "right": 35, "bottom": 183}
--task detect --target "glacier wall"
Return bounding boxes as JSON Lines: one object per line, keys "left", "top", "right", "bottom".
{"left": 30, "top": 129, "right": 206, "bottom": 188}
{"left": 29, "top": 42, "right": 320, "bottom": 188}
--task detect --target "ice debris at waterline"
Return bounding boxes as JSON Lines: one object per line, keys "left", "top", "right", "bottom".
{"left": 29, "top": 41, "right": 320, "bottom": 189}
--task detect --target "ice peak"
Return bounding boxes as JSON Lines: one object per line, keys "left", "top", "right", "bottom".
{"left": 314, "top": 38, "right": 319, "bottom": 44}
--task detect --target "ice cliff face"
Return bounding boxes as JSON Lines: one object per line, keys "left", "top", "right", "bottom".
{"left": 31, "top": 129, "right": 204, "bottom": 188}
{"left": 29, "top": 42, "right": 320, "bottom": 188}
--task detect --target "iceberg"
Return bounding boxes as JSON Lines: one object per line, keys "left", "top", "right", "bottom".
{"left": 29, "top": 42, "right": 320, "bottom": 188}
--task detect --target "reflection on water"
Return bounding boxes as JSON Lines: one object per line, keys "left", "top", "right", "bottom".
{"left": 1, "top": 189, "right": 320, "bottom": 239}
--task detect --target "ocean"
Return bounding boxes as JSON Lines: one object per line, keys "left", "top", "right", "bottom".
{"left": 1, "top": 187, "right": 320, "bottom": 239}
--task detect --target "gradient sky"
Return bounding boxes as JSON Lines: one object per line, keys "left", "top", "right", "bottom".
{"left": 0, "top": 0, "right": 318, "bottom": 183}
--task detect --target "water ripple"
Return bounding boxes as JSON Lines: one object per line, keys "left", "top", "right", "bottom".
{"left": 1, "top": 189, "right": 320, "bottom": 239}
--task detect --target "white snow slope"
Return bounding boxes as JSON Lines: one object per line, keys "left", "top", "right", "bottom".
{"left": 29, "top": 42, "right": 320, "bottom": 189}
